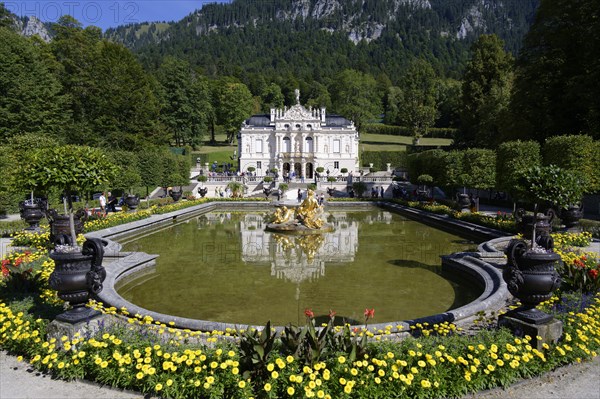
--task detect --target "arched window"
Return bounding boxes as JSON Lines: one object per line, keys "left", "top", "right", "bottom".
{"left": 305, "top": 137, "right": 314, "bottom": 152}
{"left": 283, "top": 137, "right": 291, "bottom": 152}
{"left": 295, "top": 124, "right": 301, "bottom": 130}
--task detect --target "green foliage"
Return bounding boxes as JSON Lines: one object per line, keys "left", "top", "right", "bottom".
{"left": 352, "top": 182, "right": 367, "bottom": 197}
{"left": 306, "top": 183, "right": 317, "bottom": 191}
{"left": 262, "top": 176, "right": 273, "bottom": 183}
{"left": 215, "top": 82, "right": 254, "bottom": 143}
{"left": 226, "top": 181, "right": 244, "bottom": 197}
{"left": 330, "top": 69, "right": 382, "bottom": 130}
{"left": 108, "top": 151, "right": 141, "bottom": 193}
{"left": 315, "top": 167, "right": 325, "bottom": 173}
{"left": 156, "top": 57, "right": 213, "bottom": 147}
{"left": 417, "top": 174, "right": 433, "bottom": 186}
{"left": 363, "top": 124, "right": 457, "bottom": 139}
{"left": 278, "top": 183, "right": 288, "bottom": 192}
{"left": 361, "top": 151, "right": 407, "bottom": 171}
{"left": 386, "top": 59, "right": 438, "bottom": 139}
{"left": 21, "top": 145, "right": 116, "bottom": 202}
{"left": 461, "top": 148, "right": 496, "bottom": 190}
{"left": 516, "top": 165, "right": 585, "bottom": 209}
{"left": 496, "top": 140, "right": 541, "bottom": 196}
{"left": 509, "top": 0, "right": 600, "bottom": 141}
{"left": 237, "top": 321, "right": 277, "bottom": 380}
{"left": 542, "top": 135, "right": 600, "bottom": 193}
{"left": 0, "top": 28, "right": 67, "bottom": 141}
{"left": 459, "top": 34, "right": 513, "bottom": 148}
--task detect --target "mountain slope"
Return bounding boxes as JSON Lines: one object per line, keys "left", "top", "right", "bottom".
{"left": 105, "top": 0, "right": 538, "bottom": 80}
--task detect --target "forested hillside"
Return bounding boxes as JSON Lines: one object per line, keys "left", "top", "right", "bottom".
{"left": 105, "top": 0, "right": 539, "bottom": 80}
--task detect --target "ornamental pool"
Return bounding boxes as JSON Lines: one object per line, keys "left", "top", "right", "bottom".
{"left": 116, "top": 209, "right": 480, "bottom": 326}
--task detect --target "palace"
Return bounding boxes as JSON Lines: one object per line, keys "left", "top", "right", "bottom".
{"left": 237, "top": 90, "right": 359, "bottom": 179}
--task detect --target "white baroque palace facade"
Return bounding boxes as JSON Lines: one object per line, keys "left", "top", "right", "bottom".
{"left": 238, "top": 90, "right": 359, "bottom": 178}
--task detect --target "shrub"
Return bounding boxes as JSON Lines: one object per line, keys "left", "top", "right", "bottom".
{"left": 543, "top": 135, "right": 600, "bottom": 193}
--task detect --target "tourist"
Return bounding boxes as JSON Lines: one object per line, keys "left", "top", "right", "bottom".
{"left": 99, "top": 192, "right": 106, "bottom": 214}
{"left": 380, "top": 186, "right": 384, "bottom": 198}
{"left": 214, "top": 187, "right": 219, "bottom": 197}
{"left": 276, "top": 189, "right": 281, "bottom": 201}
{"left": 297, "top": 188, "right": 302, "bottom": 203}
{"left": 106, "top": 192, "right": 117, "bottom": 213}
{"left": 319, "top": 193, "right": 325, "bottom": 205}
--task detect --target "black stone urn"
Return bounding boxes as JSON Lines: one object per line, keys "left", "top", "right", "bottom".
{"left": 169, "top": 190, "right": 183, "bottom": 202}
{"left": 124, "top": 194, "right": 139, "bottom": 210}
{"left": 457, "top": 193, "right": 470, "bottom": 212}
{"left": 19, "top": 199, "right": 46, "bottom": 231}
{"left": 515, "top": 209, "right": 552, "bottom": 240}
{"left": 503, "top": 239, "right": 562, "bottom": 324}
{"left": 198, "top": 187, "right": 208, "bottom": 198}
{"left": 49, "top": 238, "right": 107, "bottom": 323}
{"left": 46, "top": 209, "right": 87, "bottom": 243}
{"left": 560, "top": 204, "right": 583, "bottom": 231}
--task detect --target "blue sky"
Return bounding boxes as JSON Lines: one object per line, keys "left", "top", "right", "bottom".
{"left": 4, "top": 0, "right": 231, "bottom": 30}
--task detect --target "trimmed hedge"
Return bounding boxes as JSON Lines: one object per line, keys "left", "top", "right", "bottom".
{"left": 361, "top": 151, "right": 408, "bottom": 169}
{"left": 363, "top": 123, "right": 458, "bottom": 139}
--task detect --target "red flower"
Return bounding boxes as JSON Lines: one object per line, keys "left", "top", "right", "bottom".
{"left": 328, "top": 309, "right": 336, "bottom": 319}
{"left": 304, "top": 308, "right": 314, "bottom": 319}
{"left": 364, "top": 308, "right": 375, "bottom": 320}
{"left": 588, "top": 269, "right": 598, "bottom": 280}
{"left": 1, "top": 264, "right": 8, "bottom": 277}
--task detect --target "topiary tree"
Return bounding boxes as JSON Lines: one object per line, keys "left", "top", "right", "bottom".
{"left": 516, "top": 164, "right": 585, "bottom": 246}
{"left": 278, "top": 183, "right": 289, "bottom": 192}
{"left": 23, "top": 145, "right": 116, "bottom": 245}
{"left": 340, "top": 168, "right": 348, "bottom": 174}
{"left": 543, "top": 135, "right": 600, "bottom": 194}
{"left": 352, "top": 181, "right": 367, "bottom": 198}
{"left": 227, "top": 181, "right": 244, "bottom": 198}
{"left": 496, "top": 140, "right": 541, "bottom": 209}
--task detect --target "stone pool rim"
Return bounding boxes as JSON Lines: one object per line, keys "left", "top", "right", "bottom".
{"left": 87, "top": 200, "right": 512, "bottom": 335}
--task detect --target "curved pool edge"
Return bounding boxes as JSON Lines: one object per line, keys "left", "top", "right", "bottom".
{"left": 90, "top": 202, "right": 515, "bottom": 335}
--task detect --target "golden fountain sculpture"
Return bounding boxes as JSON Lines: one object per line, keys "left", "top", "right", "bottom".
{"left": 266, "top": 189, "right": 334, "bottom": 234}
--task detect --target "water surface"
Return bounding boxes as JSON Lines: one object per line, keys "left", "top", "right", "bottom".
{"left": 118, "top": 209, "right": 479, "bottom": 325}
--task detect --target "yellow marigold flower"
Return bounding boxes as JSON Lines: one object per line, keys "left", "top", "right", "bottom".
{"left": 136, "top": 372, "right": 144, "bottom": 379}
{"left": 238, "top": 381, "right": 246, "bottom": 388}
{"left": 338, "top": 355, "right": 346, "bottom": 364}
{"left": 286, "top": 355, "right": 294, "bottom": 363}
{"left": 418, "top": 360, "right": 426, "bottom": 367}
{"left": 496, "top": 359, "right": 504, "bottom": 367}
{"left": 350, "top": 368, "right": 358, "bottom": 376}
{"left": 264, "top": 383, "right": 271, "bottom": 392}
{"left": 317, "top": 390, "right": 325, "bottom": 398}
{"left": 267, "top": 363, "right": 275, "bottom": 371}
{"left": 421, "top": 379, "right": 431, "bottom": 388}
{"left": 339, "top": 377, "right": 346, "bottom": 385}
{"left": 287, "top": 387, "right": 295, "bottom": 395}
{"left": 100, "top": 361, "right": 108, "bottom": 368}
{"left": 272, "top": 371, "right": 279, "bottom": 379}
{"left": 344, "top": 385, "right": 352, "bottom": 394}
{"left": 155, "top": 383, "right": 163, "bottom": 391}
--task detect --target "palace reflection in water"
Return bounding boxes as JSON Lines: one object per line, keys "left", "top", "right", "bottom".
{"left": 119, "top": 210, "right": 476, "bottom": 325}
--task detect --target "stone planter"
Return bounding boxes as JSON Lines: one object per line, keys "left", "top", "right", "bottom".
{"left": 457, "top": 193, "right": 470, "bottom": 212}
{"left": 503, "top": 239, "right": 561, "bottom": 324}
{"left": 124, "top": 195, "right": 139, "bottom": 210}
{"left": 19, "top": 200, "right": 45, "bottom": 231}
{"left": 46, "top": 208, "right": 87, "bottom": 243}
{"left": 198, "top": 187, "right": 208, "bottom": 198}
{"left": 170, "top": 191, "right": 182, "bottom": 202}
{"left": 515, "top": 211, "right": 552, "bottom": 240}
{"left": 560, "top": 204, "right": 583, "bottom": 231}
{"left": 49, "top": 238, "right": 106, "bottom": 323}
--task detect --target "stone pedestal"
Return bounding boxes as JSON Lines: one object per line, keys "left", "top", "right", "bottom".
{"left": 47, "top": 314, "right": 114, "bottom": 345}
{"left": 498, "top": 315, "right": 563, "bottom": 351}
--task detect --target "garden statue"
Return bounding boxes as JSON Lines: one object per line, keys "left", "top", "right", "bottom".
{"left": 266, "top": 189, "right": 333, "bottom": 233}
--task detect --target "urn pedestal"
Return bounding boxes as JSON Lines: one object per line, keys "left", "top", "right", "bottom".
{"left": 457, "top": 194, "right": 470, "bottom": 212}
{"left": 49, "top": 238, "right": 106, "bottom": 323}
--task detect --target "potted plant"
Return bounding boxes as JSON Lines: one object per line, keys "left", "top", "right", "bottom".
{"left": 227, "top": 181, "right": 244, "bottom": 198}
{"left": 166, "top": 172, "right": 189, "bottom": 202}
{"left": 416, "top": 174, "right": 433, "bottom": 201}
{"left": 115, "top": 167, "right": 142, "bottom": 211}
{"left": 501, "top": 165, "right": 580, "bottom": 325}
{"left": 24, "top": 145, "right": 116, "bottom": 323}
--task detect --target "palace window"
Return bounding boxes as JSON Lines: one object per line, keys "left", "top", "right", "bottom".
{"left": 305, "top": 137, "right": 314, "bottom": 152}
{"left": 283, "top": 137, "right": 291, "bottom": 152}
{"left": 334, "top": 161, "right": 339, "bottom": 169}
{"left": 255, "top": 139, "right": 263, "bottom": 153}
{"left": 333, "top": 139, "right": 341, "bottom": 153}
{"left": 257, "top": 161, "right": 262, "bottom": 169}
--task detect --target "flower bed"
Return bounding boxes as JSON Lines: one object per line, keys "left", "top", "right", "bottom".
{"left": 1, "top": 233, "right": 599, "bottom": 398}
